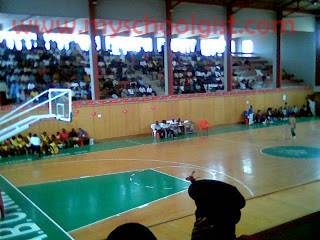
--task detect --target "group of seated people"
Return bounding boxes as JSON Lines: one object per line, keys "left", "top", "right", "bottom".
{"left": 244, "top": 103, "right": 313, "bottom": 125}
{"left": 0, "top": 40, "right": 92, "bottom": 105}
{"left": 98, "top": 50, "right": 160, "bottom": 99}
{"left": 151, "top": 118, "right": 194, "bottom": 139}
{"left": 0, "top": 128, "right": 89, "bottom": 158}
{"left": 172, "top": 52, "right": 225, "bottom": 94}
{"left": 232, "top": 57, "right": 273, "bottom": 90}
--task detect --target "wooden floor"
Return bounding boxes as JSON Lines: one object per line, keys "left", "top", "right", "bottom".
{"left": 1, "top": 120, "right": 320, "bottom": 240}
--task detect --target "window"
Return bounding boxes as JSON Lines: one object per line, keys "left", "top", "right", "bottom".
{"left": 106, "top": 37, "right": 152, "bottom": 55}
{"left": 171, "top": 39, "right": 196, "bottom": 53}
{"left": 43, "top": 33, "right": 101, "bottom": 51}
{"left": 231, "top": 40, "right": 236, "bottom": 53}
{"left": 157, "top": 38, "right": 197, "bottom": 53}
{"left": 0, "top": 31, "right": 37, "bottom": 50}
{"left": 157, "top": 38, "right": 165, "bottom": 52}
{"left": 200, "top": 37, "right": 226, "bottom": 56}
{"left": 242, "top": 40, "right": 254, "bottom": 53}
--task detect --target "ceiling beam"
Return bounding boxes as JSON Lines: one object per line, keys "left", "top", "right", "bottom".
{"left": 179, "top": 0, "right": 320, "bottom": 15}
{"left": 284, "top": 1, "right": 316, "bottom": 17}
{"left": 278, "top": 0, "right": 299, "bottom": 9}
{"left": 171, "top": 0, "right": 183, "bottom": 9}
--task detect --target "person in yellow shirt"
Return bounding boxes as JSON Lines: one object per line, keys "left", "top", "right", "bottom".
{"left": 30, "top": 89, "right": 39, "bottom": 98}
{"left": 17, "top": 135, "right": 27, "bottom": 150}
{"left": 49, "top": 140, "right": 59, "bottom": 155}
{"left": 0, "top": 143, "right": 9, "bottom": 158}
{"left": 11, "top": 136, "right": 26, "bottom": 155}
{"left": 40, "top": 131, "right": 50, "bottom": 154}
{"left": 4, "top": 140, "right": 14, "bottom": 156}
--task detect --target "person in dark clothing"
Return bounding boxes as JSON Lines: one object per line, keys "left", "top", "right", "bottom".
{"left": 186, "top": 172, "right": 246, "bottom": 240}
{"left": 106, "top": 223, "right": 157, "bottom": 240}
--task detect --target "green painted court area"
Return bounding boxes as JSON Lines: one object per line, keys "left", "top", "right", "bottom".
{"left": 19, "top": 169, "right": 190, "bottom": 232}
{"left": 262, "top": 146, "right": 320, "bottom": 159}
{"left": 0, "top": 176, "right": 73, "bottom": 240}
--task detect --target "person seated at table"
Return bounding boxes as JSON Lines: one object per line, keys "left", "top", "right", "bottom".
{"left": 161, "top": 120, "right": 175, "bottom": 138}
{"left": 154, "top": 121, "right": 165, "bottom": 139}
{"left": 169, "top": 119, "right": 179, "bottom": 136}
{"left": 184, "top": 120, "right": 194, "bottom": 134}
{"left": 177, "top": 118, "right": 185, "bottom": 135}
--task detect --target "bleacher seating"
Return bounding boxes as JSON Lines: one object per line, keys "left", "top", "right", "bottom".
{"left": 0, "top": 39, "right": 307, "bottom": 105}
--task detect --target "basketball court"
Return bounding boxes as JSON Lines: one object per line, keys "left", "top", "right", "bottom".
{"left": 1, "top": 117, "right": 320, "bottom": 240}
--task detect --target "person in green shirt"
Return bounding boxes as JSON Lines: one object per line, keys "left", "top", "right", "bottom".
{"left": 289, "top": 112, "right": 297, "bottom": 140}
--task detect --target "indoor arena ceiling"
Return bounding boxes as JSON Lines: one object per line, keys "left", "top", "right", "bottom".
{"left": 179, "top": 0, "right": 320, "bottom": 15}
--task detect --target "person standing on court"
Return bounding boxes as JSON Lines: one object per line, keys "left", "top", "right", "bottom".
{"left": 186, "top": 171, "right": 246, "bottom": 240}
{"left": 0, "top": 189, "right": 4, "bottom": 220}
{"left": 289, "top": 112, "right": 297, "bottom": 140}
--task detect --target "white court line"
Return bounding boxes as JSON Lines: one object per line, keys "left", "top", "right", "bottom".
{"left": 152, "top": 164, "right": 255, "bottom": 197}
{"left": 19, "top": 168, "right": 149, "bottom": 187}
{"left": 0, "top": 175, "right": 74, "bottom": 240}
{"left": 129, "top": 168, "right": 189, "bottom": 190}
{"left": 69, "top": 188, "right": 188, "bottom": 233}
{"left": 151, "top": 168, "right": 191, "bottom": 183}
{"left": 18, "top": 168, "right": 190, "bottom": 233}
{"left": 19, "top": 157, "right": 255, "bottom": 197}
{"left": 153, "top": 165, "right": 217, "bottom": 180}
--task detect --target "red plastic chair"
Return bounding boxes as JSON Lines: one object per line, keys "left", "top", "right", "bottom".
{"left": 198, "top": 119, "right": 210, "bottom": 135}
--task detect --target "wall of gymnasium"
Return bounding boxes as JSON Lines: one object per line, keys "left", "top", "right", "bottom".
{"left": 233, "top": 9, "right": 277, "bottom": 81}
{"left": 281, "top": 31, "right": 316, "bottom": 87}
{"left": 0, "top": 0, "right": 88, "bottom": 18}
{"left": 236, "top": 13, "right": 316, "bottom": 88}
{"left": 4, "top": 88, "right": 309, "bottom": 141}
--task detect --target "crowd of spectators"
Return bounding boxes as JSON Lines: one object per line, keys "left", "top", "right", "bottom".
{"left": 0, "top": 38, "right": 305, "bottom": 105}
{"left": 233, "top": 57, "right": 273, "bottom": 90}
{"left": 98, "top": 50, "right": 160, "bottom": 99}
{"left": 172, "top": 52, "right": 225, "bottom": 94}
{"left": 0, "top": 127, "right": 89, "bottom": 158}
{"left": 0, "top": 40, "right": 92, "bottom": 105}
{"left": 244, "top": 103, "right": 313, "bottom": 125}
